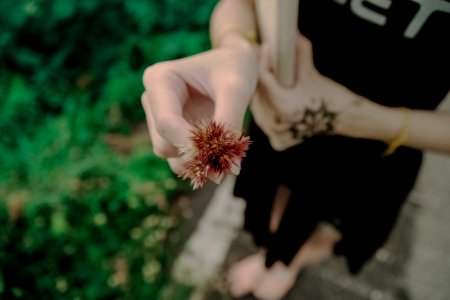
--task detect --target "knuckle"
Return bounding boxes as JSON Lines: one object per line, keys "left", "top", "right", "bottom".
{"left": 142, "top": 62, "right": 174, "bottom": 86}
{"left": 224, "top": 73, "right": 247, "bottom": 90}
{"left": 153, "top": 117, "right": 172, "bottom": 139}
{"left": 299, "top": 35, "right": 313, "bottom": 57}
{"left": 142, "top": 65, "right": 156, "bottom": 85}
{"left": 303, "top": 37, "right": 313, "bottom": 51}
{"left": 168, "top": 159, "right": 184, "bottom": 176}
{"left": 152, "top": 143, "right": 172, "bottom": 158}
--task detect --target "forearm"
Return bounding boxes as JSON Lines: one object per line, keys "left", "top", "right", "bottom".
{"left": 209, "top": 0, "right": 258, "bottom": 50}
{"left": 335, "top": 98, "right": 450, "bottom": 154}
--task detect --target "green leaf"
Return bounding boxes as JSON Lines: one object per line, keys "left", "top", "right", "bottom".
{"left": 50, "top": 211, "right": 69, "bottom": 235}
{"left": 52, "top": 0, "right": 77, "bottom": 21}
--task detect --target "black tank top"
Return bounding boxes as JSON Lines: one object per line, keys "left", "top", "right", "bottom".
{"left": 298, "top": 0, "right": 450, "bottom": 110}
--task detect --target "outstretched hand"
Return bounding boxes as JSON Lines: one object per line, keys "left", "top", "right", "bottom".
{"left": 142, "top": 45, "right": 258, "bottom": 182}
{"left": 251, "top": 34, "right": 361, "bottom": 151}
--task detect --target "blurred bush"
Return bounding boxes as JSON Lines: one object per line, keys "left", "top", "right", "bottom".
{"left": 0, "top": 0, "right": 216, "bottom": 299}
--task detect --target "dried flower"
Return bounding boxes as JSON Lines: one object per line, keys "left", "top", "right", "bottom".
{"left": 179, "top": 120, "right": 251, "bottom": 189}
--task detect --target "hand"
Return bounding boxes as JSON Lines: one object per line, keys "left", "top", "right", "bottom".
{"left": 141, "top": 43, "right": 258, "bottom": 181}
{"left": 251, "top": 34, "right": 361, "bottom": 151}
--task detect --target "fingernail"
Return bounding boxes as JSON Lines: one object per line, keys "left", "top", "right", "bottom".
{"left": 230, "top": 163, "right": 241, "bottom": 175}
{"left": 230, "top": 159, "right": 242, "bottom": 176}
{"left": 208, "top": 172, "right": 224, "bottom": 185}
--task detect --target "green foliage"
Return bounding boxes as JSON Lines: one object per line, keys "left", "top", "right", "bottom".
{"left": 0, "top": 0, "right": 216, "bottom": 124}
{"left": 0, "top": 0, "right": 217, "bottom": 299}
{"left": 0, "top": 135, "right": 182, "bottom": 299}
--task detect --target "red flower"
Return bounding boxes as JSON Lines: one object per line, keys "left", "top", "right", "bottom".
{"left": 179, "top": 120, "right": 251, "bottom": 189}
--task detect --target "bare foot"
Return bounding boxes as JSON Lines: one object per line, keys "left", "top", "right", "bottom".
{"left": 252, "top": 261, "right": 297, "bottom": 300}
{"left": 293, "top": 223, "right": 342, "bottom": 268}
{"left": 227, "top": 250, "right": 266, "bottom": 298}
{"left": 253, "top": 224, "right": 341, "bottom": 300}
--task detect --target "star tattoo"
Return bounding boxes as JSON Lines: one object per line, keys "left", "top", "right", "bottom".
{"left": 288, "top": 100, "right": 336, "bottom": 140}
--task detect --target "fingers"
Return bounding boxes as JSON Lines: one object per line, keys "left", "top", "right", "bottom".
{"left": 258, "top": 44, "right": 279, "bottom": 91}
{"left": 141, "top": 92, "right": 179, "bottom": 158}
{"left": 259, "top": 34, "right": 314, "bottom": 87}
{"left": 212, "top": 60, "right": 257, "bottom": 131}
{"left": 142, "top": 64, "right": 193, "bottom": 148}
{"left": 257, "top": 44, "right": 286, "bottom": 118}
{"left": 251, "top": 102, "right": 294, "bottom": 151}
{"left": 296, "top": 33, "right": 314, "bottom": 78}
{"left": 258, "top": 44, "right": 300, "bottom": 123}
{"left": 142, "top": 50, "right": 259, "bottom": 185}
{"left": 213, "top": 79, "right": 253, "bottom": 132}
{"left": 142, "top": 63, "right": 195, "bottom": 178}
{"left": 167, "top": 157, "right": 185, "bottom": 175}
{"left": 252, "top": 42, "right": 309, "bottom": 151}
{"left": 142, "top": 92, "right": 185, "bottom": 175}
{"left": 142, "top": 61, "right": 229, "bottom": 185}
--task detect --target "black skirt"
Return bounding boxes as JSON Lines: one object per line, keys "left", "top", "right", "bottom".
{"left": 233, "top": 120, "right": 422, "bottom": 274}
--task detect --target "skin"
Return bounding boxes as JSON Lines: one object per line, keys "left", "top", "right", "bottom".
{"left": 141, "top": 0, "right": 450, "bottom": 299}
{"left": 255, "top": 33, "right": 450, "bottom": 153}
{"left": 142, "top": 0, "right": 450, "bottom": 174}
{"left": 141, "top": 36, "right": 258, "bottom": 178}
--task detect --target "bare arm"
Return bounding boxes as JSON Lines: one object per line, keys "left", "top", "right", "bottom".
{"left": 209, "top": 0, "right": 257, "bottom": 50}
{"left": 141, "top": 0, "right": 260, "bottom": 180}
{"left": 335, "top": 97, "right": 450, "bottom": 154}
{"left": 255, "top": 35, "right": 450, "bottom": 155}
{"left": 208, "top": 1, "right": 450, "bottom": 156}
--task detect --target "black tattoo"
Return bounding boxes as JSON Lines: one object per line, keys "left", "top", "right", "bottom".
{"left": 288, "top": 99, "right": 336, "bottom": 140}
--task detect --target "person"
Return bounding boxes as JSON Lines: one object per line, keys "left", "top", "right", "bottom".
{"left": 141, "top": 0, "right": 450, "bottom": 299}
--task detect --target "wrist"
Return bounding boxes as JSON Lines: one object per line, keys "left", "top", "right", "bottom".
{"left": 334, "top": 99, "right": 405, "bottom": 143}
{"left": 219, "top": 32, "right": 257, "bottom": 51}
{"left": 217, "top": 33, "right": 259, "bottom": 68}
{"left": 212, "top": 24, "right": 258, "bottom": 51}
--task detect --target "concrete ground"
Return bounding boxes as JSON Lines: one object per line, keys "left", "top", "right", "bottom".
{"left": 171, "top": 96, "right": 450, "bottom": 300}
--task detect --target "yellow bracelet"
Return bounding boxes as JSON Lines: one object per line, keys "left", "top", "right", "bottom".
{"left": 212, "top": 25, "right": 257, "bottom": 48}
{"left": 382, "top": 107, "right": 411, "bottom": 157}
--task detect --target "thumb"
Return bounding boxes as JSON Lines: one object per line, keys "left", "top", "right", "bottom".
{"left": 213, "top": 91, "right": 253, "bottom": 133}
{"left": 259, "top": 44, "right": 279, "bottom": 90}
{"left": 296, "top": 33, "right": 314, "bottom": 77}
{"left": 212, "top": 86, "right": 254, "bottom": 178}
